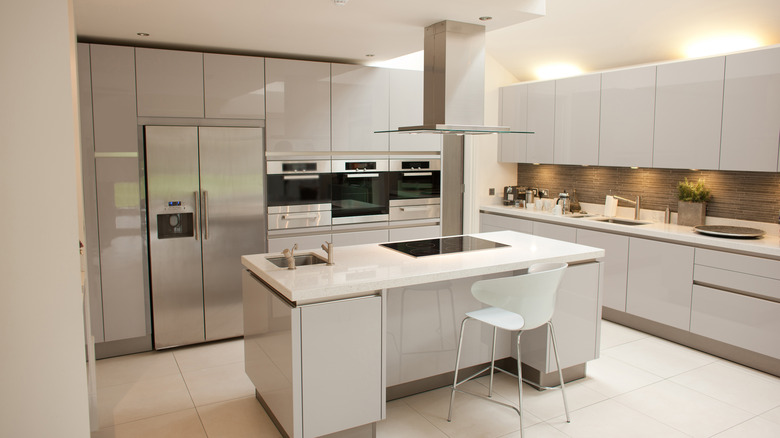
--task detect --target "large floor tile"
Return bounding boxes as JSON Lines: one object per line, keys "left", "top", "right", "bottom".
{"left": 499, "top": 422, "right": 571, "bottom": 438}
{"left": 712, "top": 417, "right": 780, "bottom": 438}
{"left": 477, "top": 373, "right": 607, "bottom": 422}
{"left": 614, "top": 380, "right": 753, "bottom": 438}
{"left": 761, "top": 406, "right": 780, "bottom": 426}
{"left": 403, "top": 381, "right": 540, "bottom": 438}
{"left": 172, "top": 338, "right": 244, "bottom": 373}
{"left": 579, "top": 356, "right": 662, "bottom": 398}
{"left": 97, "top": 373, "right": 194, "bottom": 428}
{"left": 91, "top": 408, "right": 206, "bottom": 438}
{"left": 670, "top": 361, "right": 780, "bottom": 414}
{"left": 602, "top": 337, "right": 716, "bottom": 378}
{"left": 377, "top": 399, "right": 448, "bottom": 438}
{"left": 598, "top": 320, "right": 649, "bottom": 351}
{"left": 549, "top": 399, "right": 688, "bottom": 438}
{"left": 96, "top": 351, "right": 180, "bottom": 388}
{"left": 197, "top": 396, "right": 282, "bottom": 438}
{"left": 182, "top": 361, "right": 255, "bottom": 407}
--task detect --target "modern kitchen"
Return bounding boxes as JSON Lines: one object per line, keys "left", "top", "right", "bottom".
{"left": 3, "top": 1, "right": 780, "bottom": 438}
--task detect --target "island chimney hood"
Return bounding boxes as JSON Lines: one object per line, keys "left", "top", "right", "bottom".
{"left": 377, "top": 20, "right": 532, "bottom": 135}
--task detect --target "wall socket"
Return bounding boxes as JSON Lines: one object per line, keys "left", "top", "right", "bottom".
{"left": 489, "top": 188, "right": 495, "bottom": 196}
{"left": 538, "top": 188, "right": 549, "bottom": 198}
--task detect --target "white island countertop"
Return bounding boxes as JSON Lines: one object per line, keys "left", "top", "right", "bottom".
{"left": 480, "top": 205, "right": 780, "bottom": 259}
{"left": 241, "top": 230, "right": 604, "bottom": 305}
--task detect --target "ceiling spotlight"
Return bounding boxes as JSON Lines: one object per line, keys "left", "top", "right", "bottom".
{"left": 136, "top": 32, "right": 150, "bottom": 37}
{"left": 479, "top": 16, "right": 493, "bottom": 21}
{"left": 365, "top": 54, "right": 375, "bottom": 58}
{"left": 333, "top": 0, "right": 348, "bottom": 5}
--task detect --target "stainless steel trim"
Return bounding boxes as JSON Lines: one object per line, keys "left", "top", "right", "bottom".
{"left": 268, "top": 210, "right": 332, "bottom": 230}
{"left": 332, "top": 159, "right": 389, "bottom": 172}
{"left": 267, "top": 160, "right": 331, "bottom": 174}
{"left": 268, "top": 203, "right": 331, "bottom": 214}
{"left": 332, "top": 214, "right": 389, "bottom": 225}
{"left": 94, "top": 152, "right": 139, "bottom": 158}
{"left": 281, "top": 213, "right": 319, "bottom": 221}
{"left": 282, "top": 175, "right": 320, "bottom": 180}
{"left": 390, "top": 198, "right": 440, "bottom": 207}
{"left": 347, "top": 173, "right": 380, "bottom": 178}
{"left": 403, "top": 172, "right": 433, "bottom": 177}
{"left": 137, "top": 117, "right": 264, "bottom": 128}
{"left": 389, "top": 159, "right": 441, "bottom": 172}
{"left": 203, "top": 190, "right": 209, "bottom": 240}
{"left": 194, "top": 191, "right": 200, "bottom": 241}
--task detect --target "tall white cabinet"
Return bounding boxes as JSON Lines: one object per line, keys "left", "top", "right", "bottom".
{"left": 135, "top": 48, "right": 205, "bottom": 118}
{"left": 331, "top": 64, "right": 389, "bottom": 152}
{"left": 720, "top": 47, "right": 780, "bottom": 172}
{"left": 387, "top": 69, "right": 440, "bottom": 152}
{"left": 599, "top": 66, "right": 657, "bottom": 168}
{"left": 653, "top": 57, "right": 725, "bottom": 170}
{"left": 203, "top": 53, "right": 265, "bottom": 120}
{"left": 554, "top": 74, "right": 601, "bottom": 165}
{"left": 526, "top": 81, "right": 556, "bottom": 164}
{"left": 498, "top": 84, "right": 528, "bottom": 163}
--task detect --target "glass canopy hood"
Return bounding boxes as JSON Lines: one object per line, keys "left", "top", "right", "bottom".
{"left": 376, "top": 124, "right": 534, "bottom": 135}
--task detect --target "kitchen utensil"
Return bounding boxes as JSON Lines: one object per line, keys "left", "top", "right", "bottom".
{"left": 556, "top": 192, "right": 570, "bottom": 213}
{"left": 693, "top": 225, "right": 765, "bottom": 238}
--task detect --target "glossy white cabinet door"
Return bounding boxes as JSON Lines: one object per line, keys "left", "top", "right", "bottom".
{"left": 498, "top": 84, "right": 528, "bottom": 163}
{"left": 203, "top": 53, "right": 265, "bottom": 119}
{"left": 653, "top": 57, "right": 725, "bottom": 170}
{"left": 388, "top": 69, "right": 440, "bottom": 152}
{"left": 720, "top": 47, "right": 780, "bottom": 172}
{"left": 135, "top": 48, "right": 204, "bottom": 118}
{"left": 691, "top": 285, "right": 780, "bottom": 359}
{"left": 626, "top": 237, "right": 694, "bottom": 330}
{"left": 479, "top": 212, "right": 533, "bottom": 234}
{"left": 526, "top": 81, "right": 556, "bottom": 164}
{"left": 554, "top": 74, "right": 601, "bottom": 165}
{"left": 266, "top": 58, "right": 331, "bottom": 153}
{"left": 332, "top": 229, "right": 389, "bottom": 247}
{"left": 599, "top": 66, "right": 656, "bottom": 168}
{"left": 533, "top": 221, "right": 577, "bottom": 243}
{"left": 576, "top": 229, "right": 629, "bottom": 311}
{"left": 332, "top": 64, "right": 389, "bottom": 152}
{"left": 300, "top": 295, "right": 383, "bottom": 437}
{"left": 90, "top": 44, "right": 138, "bottom": 153}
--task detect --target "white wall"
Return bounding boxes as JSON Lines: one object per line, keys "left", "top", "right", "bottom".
{"left": 463, "top": 54, "right": 520, "bottom": 233}
{"left": 0, "top": 0, "right": 90, "bottom": 436}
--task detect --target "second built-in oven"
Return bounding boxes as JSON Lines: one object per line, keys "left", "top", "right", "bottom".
{"left": 331, "top": 159, "right": 389, "bottom": 225}
{"left": 267, "top": 160, "right": 331, "bottom": 230}
{"left": 388, "top": 158, "right": 441, "bottom": 221}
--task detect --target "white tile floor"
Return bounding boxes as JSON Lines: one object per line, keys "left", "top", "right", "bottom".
{"left": 91, "top": 320, "right": 780, "bottom": 438}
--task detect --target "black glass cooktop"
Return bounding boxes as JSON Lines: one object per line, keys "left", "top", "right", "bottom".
{"left": 380, "top": 236, "right": 509, "bottom": 258}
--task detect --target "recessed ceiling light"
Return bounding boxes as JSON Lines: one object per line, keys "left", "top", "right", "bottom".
{"left": 479, "top": 16, "right": 493, "bottom": 21}
{"left": 684, "top": 35, "right": 762, "bottom": 58}
{"left": 333, "top": 0, "right": 348, "bottom": 5}
{"left": 136, "top": 32, "right": 150, "bottom": 37}
{"left": 365, "top": 54, "right": 374, "bottom": 58}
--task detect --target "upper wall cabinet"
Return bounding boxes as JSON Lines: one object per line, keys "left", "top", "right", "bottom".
{"left": 332, "top": 64, "right": 389, "bottom": 152}
{"left": 135, "top": 48, "right": 204, "bottom": 118}
{"left": 498, "top": 84, "right": 527, "bottom": 163}
{"left": 203, "top": 53, "right": 265, "bottom": 120}
{"left": 599, "top": 66, "right": 656, "bottom": 168}
{"left": 653, "top": 57, "right": 725, "bottom": 170}
{"left": 388, "top": 69, "right": 440, "bottom": 152}
{"left": 554, "top": 74, "right": 601, "bottom": 165}
{"left": 266, "top": 58, "right": 331, "bottom": 153}
{"left": 90, "top": 44, "right": 138, "bottom": 153}
{"left": 526, "top": 81, "right": 556, "bottom": 164}
{"left": 720, "top": 47, "right": 780, "bottom": 172}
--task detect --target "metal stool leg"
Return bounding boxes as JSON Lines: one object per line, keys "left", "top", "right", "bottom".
{"left": 447, "top": 316, "right": 470, "bottom": 422}
{"left": 488, "top": 326, "right": 497, "bottom": 397}
{"left": 548, "top": 321, "right": 571, "bottom": 422}
{"left": 516, "top": 331, "right": 525, "bottom": 438}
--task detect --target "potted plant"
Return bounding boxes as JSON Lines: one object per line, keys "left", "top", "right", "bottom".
{"left": 677, "top": 178, "right": 711, "bottom": 226}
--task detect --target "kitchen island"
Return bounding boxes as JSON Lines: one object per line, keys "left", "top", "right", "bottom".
{"left": 242, "top": 231, "right": 604, "bottom": 438}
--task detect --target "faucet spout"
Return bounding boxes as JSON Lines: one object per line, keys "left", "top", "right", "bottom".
{"left": 613, "top": 195, "right": 641, "bottom": 220}
{"left": 321, "top": 241, "right": 334, "bottom": 265}
{"left": 282, "top": 244, "right": 298, "bottom": 270}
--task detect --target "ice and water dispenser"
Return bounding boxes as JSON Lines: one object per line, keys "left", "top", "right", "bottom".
{"left": 157, "top": 201, "right": 194, "bottom": 239}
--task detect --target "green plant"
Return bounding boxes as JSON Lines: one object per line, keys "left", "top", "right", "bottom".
{"left": 677, "top": 178, "right": 712, "bottom": 203}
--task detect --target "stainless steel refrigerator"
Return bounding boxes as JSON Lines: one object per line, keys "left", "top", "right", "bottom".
{"left": 145, "top": 126, "right": 266, "bottom": 349}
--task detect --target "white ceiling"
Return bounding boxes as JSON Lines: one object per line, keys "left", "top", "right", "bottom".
{"left": 73, "top": 0, "right": 780, "bottom": 82}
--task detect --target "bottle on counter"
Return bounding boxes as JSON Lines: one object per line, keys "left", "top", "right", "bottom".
{"left": 570, "top": 189, "right": 581, "bottom": 213}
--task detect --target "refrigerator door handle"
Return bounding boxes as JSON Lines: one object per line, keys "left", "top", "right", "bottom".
{"left": 203, "top": 190, "right": 210, "bottom": 240}
{"left": 194, "top": 191, "right": 200, "bottom": 241}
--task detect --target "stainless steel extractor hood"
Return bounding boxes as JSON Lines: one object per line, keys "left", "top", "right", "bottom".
{"left": 377, "top": 20, "right": 532, "bottom": 135}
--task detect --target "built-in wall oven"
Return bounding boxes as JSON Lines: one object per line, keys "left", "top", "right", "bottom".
{"left": 267, "top": 160, "right": 331, "bottom": 230}
{"left": 388, "top": 158, "right": 441, "bottom": 221}
{"left": 331, "top": 159, "right": 389, "bottom": 224}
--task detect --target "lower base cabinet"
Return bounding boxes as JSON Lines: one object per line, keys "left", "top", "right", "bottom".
{"left": 576, "top": 229, "right": 629, "bottom": 312}
{"left": 243, "top": 271, "right": 384, "bottom": 438}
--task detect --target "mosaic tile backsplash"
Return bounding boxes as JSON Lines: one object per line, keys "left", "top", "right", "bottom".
{"left": 516, "top": 164, "right": 780, "bottom": 224}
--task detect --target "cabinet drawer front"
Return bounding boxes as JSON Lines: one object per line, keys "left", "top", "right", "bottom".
{"left": 694, "top": 265, "right": 780, "bottom": 301}
{"left": 479, "top": 213, "right": 533, "bottom": 234}
{"left": 691, "top": 285, "right": 780, "bottom": 359}
{"left": 694, "top": 248, "right": 780, "bottom": 280}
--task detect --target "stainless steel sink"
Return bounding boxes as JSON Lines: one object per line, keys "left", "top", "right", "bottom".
{"left": 592, "top": 218, "right": 650, "bottom": 226}
{"left": 568, "top": 213, "right": 596, "bottom": 218}
{"left": 266, "top": 253, "right": 328, "bottom": 268}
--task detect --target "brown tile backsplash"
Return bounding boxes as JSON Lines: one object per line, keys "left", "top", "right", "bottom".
{"left": 515, "top": 164, "right": 780, "bottom": 224}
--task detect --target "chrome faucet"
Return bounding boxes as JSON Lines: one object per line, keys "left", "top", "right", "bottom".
{"left": 613, "top": 195, "right": 641, "bottom": 220}
{"left": 321, "top": 241, "right": 334, "bottom": 265}
{"left": 282, "top": 243, "right": 298, "bottom": 270}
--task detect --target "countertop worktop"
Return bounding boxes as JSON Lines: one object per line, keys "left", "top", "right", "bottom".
{"left": 241, "top": 230, "right": 604, "bottom": 305}
{"left": 480, "top": 205, "right": 780, "bottom": 259}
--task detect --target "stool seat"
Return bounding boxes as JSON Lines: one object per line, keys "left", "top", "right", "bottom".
{"left": 465, "top": 307, "right": 525, "bottom": 331}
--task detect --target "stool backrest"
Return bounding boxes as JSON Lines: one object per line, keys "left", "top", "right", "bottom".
{"left": 471, "top": 262, "right": 568, "bottom": 330}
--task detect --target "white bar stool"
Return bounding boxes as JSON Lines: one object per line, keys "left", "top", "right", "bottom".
{"left": 447, "top": 262, "right": 571, "bottom": 437}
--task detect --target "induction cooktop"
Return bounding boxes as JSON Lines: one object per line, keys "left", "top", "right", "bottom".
{"left": 380, "top": 236, "right": 509, "bottom": 258}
